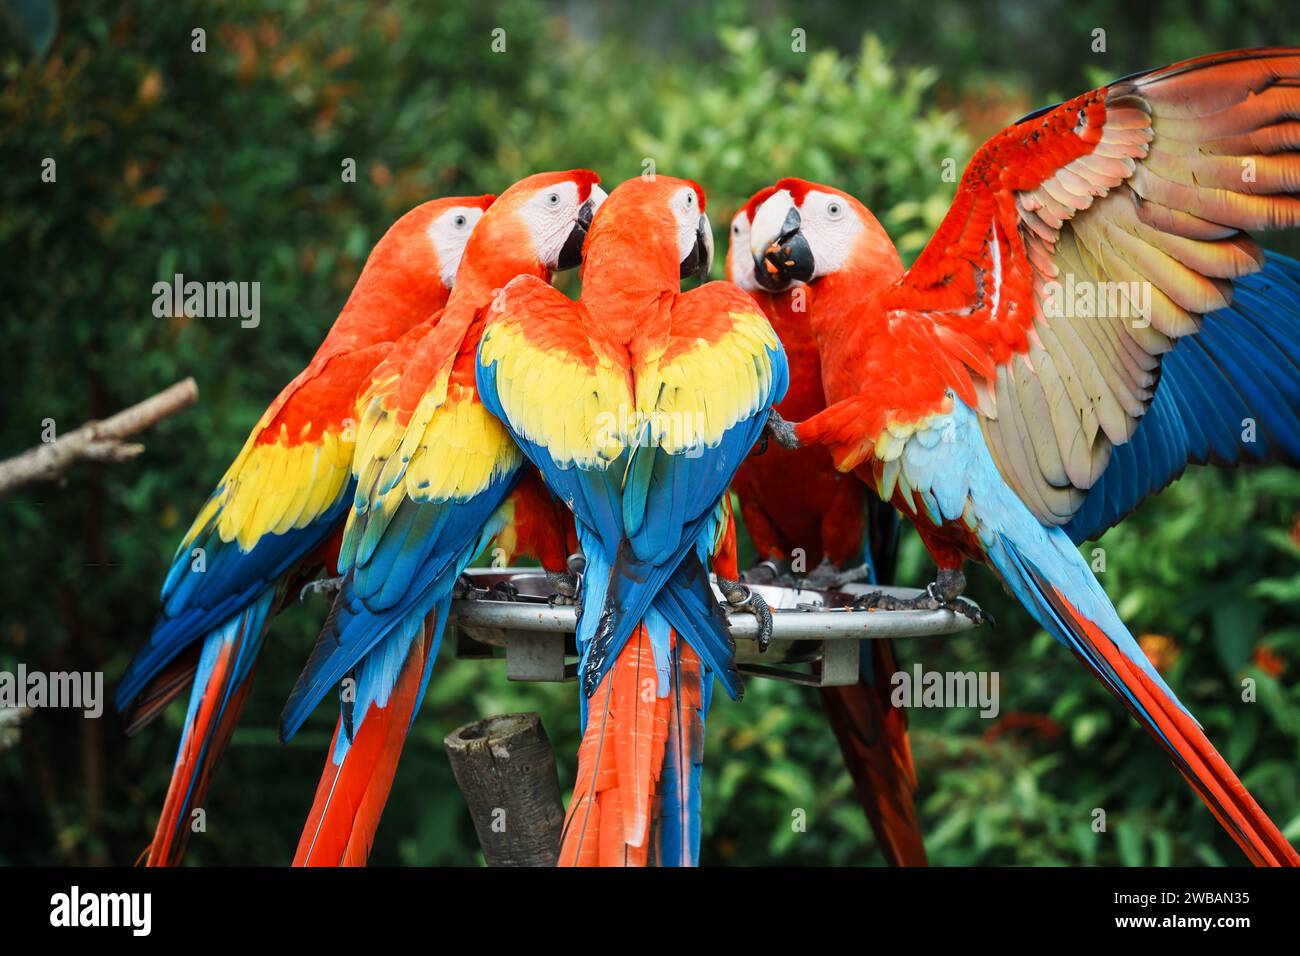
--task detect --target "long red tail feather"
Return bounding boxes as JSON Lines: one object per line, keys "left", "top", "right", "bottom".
{"left": 818, "top": 638, "right": 927, "bottom": 866}
{"left": 145, "top": 647, "right": 255, "bottom": 866}
{"left": 1052, "top": 587, "right": 1299, "bottom": 867}
{"left": 293, "top": 614, "right": 434, "bottom": 866}
{"left": 559, "top": 626, "right": 671, "bottom": 866}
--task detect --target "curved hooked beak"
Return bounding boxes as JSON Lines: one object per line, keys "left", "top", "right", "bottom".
{"left": 753, "top": 206, "right": 813, "bottom": 291}
{"left": 556, "top": 185, "right": 608, "bottom": 272}
{"left": 680, "top": 212, "right": 714, "bottom": 283}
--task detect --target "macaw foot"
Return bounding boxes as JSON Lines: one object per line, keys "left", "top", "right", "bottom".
{"left": 545, "top": 570, "right": 580, "bottom": 606}
{"left": 765, "top": 410, "right": 801, "bottom": 451}
{"left": 299, "top": 575, "right": 343, "bottom": 603}
{"left": 546, "top": 552, "right": 584, "bottom": 606}
{"left": 491, "top": 580, "right": 521, "bottom": 601}
{"left": 717, "top": 576, "right": 775, "bottom": 652}
{"left": 851, "top": 568, "right": 989, "bottom": 626}
{"left": 740, "top": 559, "right": 790, "bottom": 586}
{"left": 796, "top": 556, "right": 874, "bottom": 591}
{"left": 795, "top": 556, "right": 839, "bottom": 590}
{"left": 825, "top": 562, "right": 874, "bottom": 589}
{"left": 452, "top": 574, "right": 490, "bottom": 601}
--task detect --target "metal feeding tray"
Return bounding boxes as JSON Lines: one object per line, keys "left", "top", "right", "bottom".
{"left": 448, "top": 567, "right": 981, "bottom": 687}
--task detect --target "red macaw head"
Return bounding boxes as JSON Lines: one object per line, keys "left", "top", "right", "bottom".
{"left": 360, "top": 194, "right": 496, "bottom": 303}
{"left": 747, "top": 177, "right": 893, "bottom": 291}
{"left": 584, "top": 175, "right": 713, "bottom": 285}
{"left": 725, "top": 185, "right": 779, "bottom": 291}
{"left": 458, "top": 170, "right": 606, "bottom": 288}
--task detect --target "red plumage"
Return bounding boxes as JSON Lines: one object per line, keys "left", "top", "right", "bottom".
{"left": 496, "top": 469, "right": 579, "bottom": 575}
{"left": 135, "top": 196, "right": 493, "bottom": 866}
{"left": 731, "top": 287, "right": 869, "bottom": 568}
{"left": 725, "top": 195, "right": 926, "bottom": 865}
{"left": 762, "top": 49, "right": 1300, "bottom": 865}
{"left": 294, "top": 613, "right": 437, "bottom": 867}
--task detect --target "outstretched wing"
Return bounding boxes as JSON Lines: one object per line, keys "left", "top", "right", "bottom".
{"left": 1065, "top": 251, "right": 1300, "bottom": 541}
{"left": 823, "top": 49, "right": 1300, "bottom": 528}
{"left": 118, "top": 345, "right": 388, "bottom": 710}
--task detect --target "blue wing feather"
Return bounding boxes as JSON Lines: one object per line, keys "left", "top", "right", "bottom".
{"left": 280, "top": 477, "right": 514, "bottom": 741}
{"left": 118, "top": 489, "right": 351, "bottom": 711}
{"left": 1066, "top": 252, "right": 1300, "bottom": 543}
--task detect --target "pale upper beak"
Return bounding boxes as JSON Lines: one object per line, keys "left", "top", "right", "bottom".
{"left": 749, "top": 191, "right": 812, "bottom": 291}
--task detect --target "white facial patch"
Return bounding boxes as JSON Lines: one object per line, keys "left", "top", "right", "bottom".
{"left": 428, "top": 205, "right": 485, "bottom": 289}
{"left": 727, "top": 209, "right": 758, "bottom": 291}
{"left": 518, "top": 180, "right": 584, "bottom": 271}
{"left": 672, "top": 186, "right": 703, "bottom": 263}
{"left": 788, "top": 189, "right": 864, "bottom": 279}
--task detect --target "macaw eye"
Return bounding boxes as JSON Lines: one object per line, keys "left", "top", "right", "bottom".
{"left": 732, "top": 223, "right": 740, "bottom": 235}
{"left": 546, "top": 192, "right": 561, "bottom": 207}
{"left": 453, "top": 215, "right": 467, "bottom": 229}
{"left": 685, "top": 192, "right": 694, "bottom": 207}
{"left": 827, "top": 201, "right": 844, "bottom": 220}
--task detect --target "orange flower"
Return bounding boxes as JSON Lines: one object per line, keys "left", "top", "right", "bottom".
{"left": 1139, "top": 633, "right": 1180, "bottom": 674}
{"left": 137, "top": 68, "right": 163, "bottom": 106}
{"left": 1253, "top": 645, "right": 1285, "bottom": 679}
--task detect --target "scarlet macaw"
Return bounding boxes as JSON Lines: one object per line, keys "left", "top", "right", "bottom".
{"left": 476, "top": 175, "right": 789, "bottom": 865}
{"left": 492, "top": 469, "right": 582, "bottom": 598}
{"left": 280, "top": 170, "right": 605, "bottom": 865}
{"left": 726, "top": 192, "right": 894, "bottom": 585}
{"left": 116, "top": 195, "right": 493, "bottom": 865}
{"left": 750, "top": 49, "right": 1300, "bottom": 865}
{"left": 725, "top": 194, "right": 925, "bottom": 866}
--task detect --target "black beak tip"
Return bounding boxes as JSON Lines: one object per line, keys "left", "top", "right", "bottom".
{"left": 555, "top": 196, "right": 601, "bottom": 272}
{"left": 555, "top": 219, "right": 588, "bottom": 273}
{"left": 681, "top": 216, "right": 713, "bottom": 283}
{"left": 753, "top": 255, "right": 785, "bottom": 291}
{"left": 696, "top": 217, "right": 713, "bottom": 283}
{"left": 753, "top": 222, "right": 813, "bottom": 291}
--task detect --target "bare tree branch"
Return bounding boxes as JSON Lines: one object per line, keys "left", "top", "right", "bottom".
{"left": 0, "top": 378, "right": 199, "bottom": 497}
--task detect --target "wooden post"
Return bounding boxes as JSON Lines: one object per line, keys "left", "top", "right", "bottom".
{"left": 444, "top": 712, "right": 564, "bottom": 866}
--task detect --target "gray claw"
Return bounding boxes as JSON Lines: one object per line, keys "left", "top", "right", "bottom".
{"left": 546, "top": 568, "right": 580, "bottom": 606}
{"left": 765, "top": 410, "right": 801, "bottom": 450}
{"left": 299, "top": 575, "right": 343, "bottom": 603}
{"left": 740, "top": 560, "right": 784, "bottom": 586}
{"left": 826, "top": 562, "right": 873, "bottom": 589}
{"left": 799, "top": 557, "right": 874, "bottom": 591}
{"left": 452, "top": 574, "right": 489, "bottom": 601}
{"left": 717, "top": 576, "right": 775, "bottom": 653}
{"left": 492, "top": 580, "right": 520, "bottom": 602}
{"left": 850, "top": 568, "right": 988, "bottom": 625}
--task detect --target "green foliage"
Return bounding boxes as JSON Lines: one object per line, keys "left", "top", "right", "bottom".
{"left": 1, "top": 0, "right": 1296, "bottom": 867}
